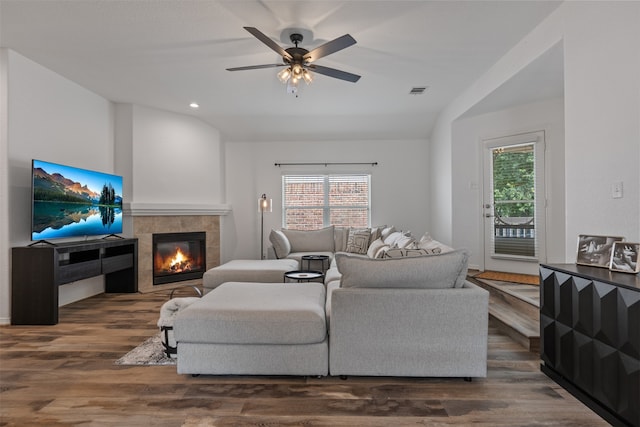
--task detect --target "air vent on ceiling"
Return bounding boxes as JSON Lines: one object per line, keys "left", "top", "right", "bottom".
{"left": 409, "top": 87, "right": 428, "bottom": 95}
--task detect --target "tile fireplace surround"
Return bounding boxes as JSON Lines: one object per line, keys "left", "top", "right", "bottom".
{"left": 129, "top": 204, "right": 229, "bottom": 293}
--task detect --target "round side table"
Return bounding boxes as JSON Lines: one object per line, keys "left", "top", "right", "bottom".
{"left": 301, "top": 255, "right": 330, "bottom": 272}
{"left": 284, "top": 270, "right": 325, "bottom": 283}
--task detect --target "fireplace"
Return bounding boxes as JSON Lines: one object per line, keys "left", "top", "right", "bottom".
{"left": 152, "top": 232, "right": 206, "bottom": 285}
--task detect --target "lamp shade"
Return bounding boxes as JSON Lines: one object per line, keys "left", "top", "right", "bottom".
{"left": 258, "top": 194, "right": 272, "bottom": 213}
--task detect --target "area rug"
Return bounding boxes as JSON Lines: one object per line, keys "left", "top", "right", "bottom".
{"left": 474, "top": 270, "right": 539, "bottom": 285}
{"left": 115, "top": 333, "right": 176, "bottom": 366}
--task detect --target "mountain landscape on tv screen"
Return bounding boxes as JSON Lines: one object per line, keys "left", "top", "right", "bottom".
{"left": 33, "top": 167, "right": 122, "bottom": 206}
{"left": 32, "top": 164, "right": 123, "bottom": 239}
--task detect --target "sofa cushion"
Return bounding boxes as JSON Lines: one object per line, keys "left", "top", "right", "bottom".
{"left": 345, "top": 228, "right": 371, "bottom": 254}
{"left": 269, "top": 229, "right": 291, "bottom": 258}
{"left": 175, "top": 282, "right": 327, "bottom": 345}
{"left": 202, "top": 259, "right": 299, "bottom": 291}
{"left": 336, "top": 249, "right": 470, "bottom": 289}
{"left": 283, "top": 226, "right": 335, "bottom": 253}
{"left": 366, "top": 238, "right": 389, "bottom": 259}
{"left": 324, "top": 265, "right": 342, "bottom": 286}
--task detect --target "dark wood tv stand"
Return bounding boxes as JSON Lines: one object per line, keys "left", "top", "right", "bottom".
{"left": 11, "top": 238, "right": 138, "bottom": 325}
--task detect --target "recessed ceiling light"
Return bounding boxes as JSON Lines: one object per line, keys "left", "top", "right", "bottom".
{"left": 189, "top": 102, "right": 199, "bottom": 109}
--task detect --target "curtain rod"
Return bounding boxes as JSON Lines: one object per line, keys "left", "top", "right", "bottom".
{"left": 274, "top": 162, "right": 378, "bottom": 167}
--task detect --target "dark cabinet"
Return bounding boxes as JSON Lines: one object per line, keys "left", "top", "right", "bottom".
{"left": 540, "top": 263, "right": 639, "bottom": 427}
{"left": 11, "top": 238, "right": 138, "bottom": 325}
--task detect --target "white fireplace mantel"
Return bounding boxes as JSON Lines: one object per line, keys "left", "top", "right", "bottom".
{"left": 124, "top": 202, "right": 232, "bottom": 216}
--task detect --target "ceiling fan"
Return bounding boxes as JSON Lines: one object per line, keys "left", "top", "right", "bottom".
{"left": 226, "top": 27, "right": 361, "bottom": 92}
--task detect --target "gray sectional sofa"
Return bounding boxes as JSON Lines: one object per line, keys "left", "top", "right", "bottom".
{"left": 173, "top": 226, "right": 489, "bottom": 379}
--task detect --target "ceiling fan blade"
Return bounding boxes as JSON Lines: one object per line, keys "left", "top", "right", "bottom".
{"left": 304, "top": 34, "right": 356, "bottom": 62}
{"left": 306, "top": 64, "right": 360, "bottom": 83}
{"left": 226, "top": 64, "right": 284, "bottom": 71}
{"left": 243, "top": 27, "right": 291, "bottom": 60}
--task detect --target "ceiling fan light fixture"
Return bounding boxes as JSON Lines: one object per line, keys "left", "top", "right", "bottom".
{"left": 228, "top": 27, "right": 361, "bottom": 89}
{"left": 302, "top": 69, "right": 313, "bottom": 84}
{"left": 277, "top": 67, "right": 291, "bottom": 83}
{"left": 286, "top": 78, "right": 299, "bottom": 95}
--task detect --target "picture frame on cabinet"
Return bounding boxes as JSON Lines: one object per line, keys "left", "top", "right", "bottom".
{"left": 576, "top": 234, "right": 624, "bottom": 268}
{"left": 609, "top": 242, "right": 640, "bottom": 274}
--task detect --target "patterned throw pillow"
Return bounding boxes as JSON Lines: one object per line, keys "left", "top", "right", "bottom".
{"left": 346, "top": 228, "right": 371, "bottom": 254}
{"left": 381, "top": 248, "right": 429, "bottom": 258}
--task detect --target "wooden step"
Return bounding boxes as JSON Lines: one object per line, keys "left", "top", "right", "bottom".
{"left": 469, "top": 277, "right": 540, "bottom": 353}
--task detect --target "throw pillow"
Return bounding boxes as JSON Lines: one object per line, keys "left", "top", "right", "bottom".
{"left": 383, "top": 231, "right": 404, "bottom": 246}
{"left": 269, "top": 229, "right": 291, "bottom": 259}
{"left": 282, "top": 226, "right": 335, "bottom": 253}
{"left": 381, "top": 248, "right": 430, "bottom": 258}
{"left": 334, "top": 226, "right": 350, "bottom": 252}
{"left": 393, "top": 234, "right": 415, "bottom": 249}
{"left": 374, "top": 244, "right": 390, "bottom": 258}
{"left": 366, "top": 238, "right": 386, "bottom": 258}
{"left": 417, "top": 232, "right": 454, "bottom": 254}
{"left": 380, "top": 226, "right": 396, "bottom": 240}
{"left": 345, "top": 228, "right": 371, "bottom": 254}
{"left": 336, "top": 249, "right": 470, "bottom": 289}
{"left": 370, "top": 225, "right": 385, "bottom": 243}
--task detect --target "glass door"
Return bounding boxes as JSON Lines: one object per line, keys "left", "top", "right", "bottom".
{"left": 482, "top": 131, "right": 546, "bottom": 275}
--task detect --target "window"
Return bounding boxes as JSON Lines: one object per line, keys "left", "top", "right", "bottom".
{"left": 282, "top": 174, "right": 370, "bottom": 230}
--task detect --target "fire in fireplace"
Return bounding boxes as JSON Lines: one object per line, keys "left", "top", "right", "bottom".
{"left": 152, "top": 232, "right": 206, "bottom": 285}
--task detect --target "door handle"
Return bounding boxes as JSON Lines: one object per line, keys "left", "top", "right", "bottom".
{"left": 485, "top": 213, "right": 494, "bottom": 218}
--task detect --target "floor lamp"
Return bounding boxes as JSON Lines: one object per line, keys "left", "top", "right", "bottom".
{"left": 258, "top": 194, "right": 272, "bottom": 259}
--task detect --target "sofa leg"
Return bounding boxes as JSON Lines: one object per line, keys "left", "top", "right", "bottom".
{"left": 340, "top": 375, "right": 348, "bottom": 380}
{"left": 191, "top": 374, "right": 200, "bottom": 378}
{"left": 464, "top": 377, "right": 472, "bottom": 382}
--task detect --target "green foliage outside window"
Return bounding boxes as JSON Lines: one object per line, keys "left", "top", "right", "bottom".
{"left": 493, "top": 147, "right": 535, "bottom": 218}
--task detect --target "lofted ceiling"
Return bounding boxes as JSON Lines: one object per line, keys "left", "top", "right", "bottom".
{"left": 0, "top": 0, "right": 563, "bottom": 142}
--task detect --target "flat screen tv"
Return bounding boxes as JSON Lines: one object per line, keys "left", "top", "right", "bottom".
{"left": 31, "top": 159, "right": 123, "bottom": 241}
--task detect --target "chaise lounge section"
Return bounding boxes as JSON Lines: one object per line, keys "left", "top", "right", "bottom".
{"left": 201, "top": 258, "right": 298, "bottom": 293}
{"left": 174, "top": 281, "right": 328, "bottom": 376}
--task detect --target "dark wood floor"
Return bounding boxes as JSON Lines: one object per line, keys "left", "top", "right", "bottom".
{"left": 1, "top": 287, "right": 608, "bottom": 426}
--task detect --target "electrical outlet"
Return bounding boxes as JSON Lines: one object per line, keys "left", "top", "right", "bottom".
{"left": 612, "top": 181, "right": 623, "bottom": 199}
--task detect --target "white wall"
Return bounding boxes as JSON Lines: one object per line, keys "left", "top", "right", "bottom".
{"left": 429, "top": 3, "right": 563, "bottom": 247}
{"left": 2, "top": 50, "right": 116, "bottom": 322}
{"left": 430, "top": 1, "right": 640, "bottom": 265}
{"left": 223, "top": 139, "right": 429, "bottom": 262}
{"left": 562, "top": 1, "right": 640, "bottom": 257}
{"left": 121, "top": 104, "right": 223, "bottom": 206}
{"left": 1, "top": 52, "right": 226, "bottom": 324}
{"left": 452, "top": 98, "right": 565, "bottom": 270}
